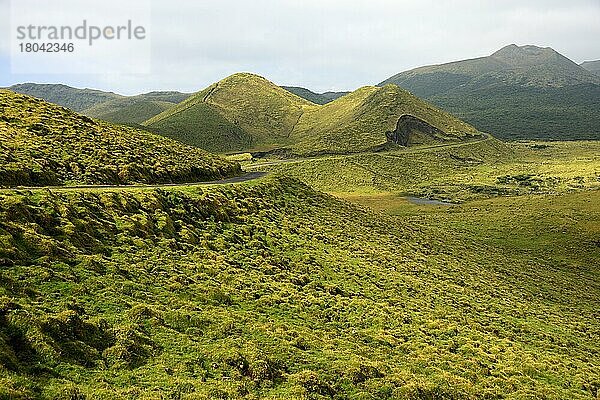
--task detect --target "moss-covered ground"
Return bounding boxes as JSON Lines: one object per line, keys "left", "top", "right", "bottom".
{"left": 0, "top": 169, "right": 598, "bottom": 399}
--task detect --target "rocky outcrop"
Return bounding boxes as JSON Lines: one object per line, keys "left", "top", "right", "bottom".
{"left": 386, "top": 115, "right": 446, "bottom": 146}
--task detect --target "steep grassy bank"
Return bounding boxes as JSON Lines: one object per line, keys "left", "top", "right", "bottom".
{"left": 289, "top": 84, "right": 480, "bottom": 155}
{"left": 0, "top": 90, "right": 240, "bottom": 187}
{"left": 0, "top": 175, "right": 598, "bottom": 399}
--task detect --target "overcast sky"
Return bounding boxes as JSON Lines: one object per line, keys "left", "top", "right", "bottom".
{"left": 1, "top": 0, "right": 599, "bottom": 95}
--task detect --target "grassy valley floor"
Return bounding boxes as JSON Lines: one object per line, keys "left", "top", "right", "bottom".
{"left": 0, "top": 137, "right": 599, "bottom": 399}
{"left": 247, "top": 139, "right": 600, "bottom": 203}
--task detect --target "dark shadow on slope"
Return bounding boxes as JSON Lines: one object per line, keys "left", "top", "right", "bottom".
{"left": 386, "top": 114, "right": 448, "bottom": 146}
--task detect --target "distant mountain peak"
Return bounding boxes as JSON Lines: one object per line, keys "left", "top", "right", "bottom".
{"left": 491, "top": 43, "right": 521, "bottom": 57}
{"left": 378, "top": 44, "right": 600, "bottom": 141}
{"left": 492, "top": 44, "right": 553, "bottom": 56}
{"left": 491, "top": 44, "right": 569, "bottom": 68}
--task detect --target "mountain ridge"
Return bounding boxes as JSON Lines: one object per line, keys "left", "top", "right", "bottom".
{"left": 8, "top": 83, "right": 123, "bottom": 112}
{"left": 382, "top": 44, "right": 600, "bottom": 90}
{"left": 82, "top": 92, "right": 190, "bottom": 125}
{"left": 281, "top": 86, "right": 349, "bottom": 105}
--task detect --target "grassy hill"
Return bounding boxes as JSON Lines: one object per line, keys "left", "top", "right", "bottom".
{"left": 8, "top": 83, "right": 122, "bottom": 112}
{"left": 83, "top": 92, "right": 190, "bottom": 125}
{"left": 380, "top": 45, "right": 600, "bottom": 140}
{"left": 281, "top": 86, "right": 349, "bottom": 105}
{"left": 581, "top": 60, "right": 600, "bottom": 74}
{"left": 7, "top": 83, "right": 190, "bottom": 126}
{"left": 0, "top": 90, "right": 241, "bottom": 187}
{"left": 144, "top": 73, "right": 313, "bottom": 153}
{"left": 290, "top": 84, "right": 480, "bottom": 154}
{"left": 145, "top": 73, "right": 482, "bottom": 155}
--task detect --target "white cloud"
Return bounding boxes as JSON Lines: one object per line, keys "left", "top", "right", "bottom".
{"left": 2, "top": 0, "right": 599, "bottom": 94}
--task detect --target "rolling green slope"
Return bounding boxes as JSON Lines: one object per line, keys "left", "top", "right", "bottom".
{"left": 82, "top": 91, "right": 190, "bottom": 125}
{"left": 145, "top": 73, "right": 482, "bottom": 155}
{"left": 145, "top": 73, "right": 313, "bottom": 153}
{"left": 144, "top": 99, "right": 253, "bottom": 153}
{"left": 0, "top": 90, "right": 241, "bottom": 187}
{"left": 200, "top": 74, "right": 312, "bottom": 143}
{"left": 7, "top": 83, "right": 191, "bottom": 126}
{"left": 0, "top": 175, "right": 598, "bottom": 399}
{"left": 85, "top": 100, "right": 175, "bottom": 125}
{"left": 8, "top": 83, "right": 122, "bottom": 112}
{"left": 429, "top": 83, "right": 600, "bottom": 141}
{"left": 133, "top": 91, "right": 190, "bottom": 104}
{"left": 380, "top": 45, "right": 600, "bottom": 140}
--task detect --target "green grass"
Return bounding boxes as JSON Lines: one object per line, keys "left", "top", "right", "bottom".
{"left": 0, "top": 90, "right": 241, "bottom": 187}
{"left": 144, "top": 73, "right": 483, "bottom": 155}
{"left": 0, "top": 174, "right": 598, "bottom": 399}
{"left": 249, "top": 139, "right": 600, "bottom": 202}
{"left": 82, "top": 91, "right": 190, "bottom": 125}
{"left": 2, "top": 82, "right": 599, "bottom": 399}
